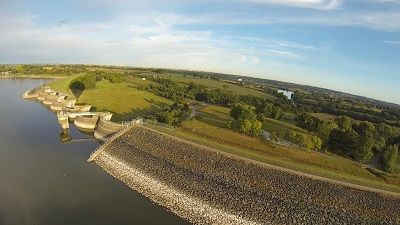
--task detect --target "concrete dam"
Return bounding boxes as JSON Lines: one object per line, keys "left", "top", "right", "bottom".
{"left": 23, "top": 85, "right": 129, "bottom": 141}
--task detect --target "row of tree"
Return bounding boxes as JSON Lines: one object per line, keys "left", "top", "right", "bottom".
{"left": 139, "top": 77, "right": 238, "bottom": 105}
{"left": 2, "top": 64, "right": 87, "bottom": 75}
{"left": 292, "top": 90, "right": 400, "bottom": 127}
{"left": 153, "top": 103, "right": 191, "bottom": 126}
{"left": 297, "top": 113, "right": 400, "bottom": 171}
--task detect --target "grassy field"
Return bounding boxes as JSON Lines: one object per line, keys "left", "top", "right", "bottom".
{"left": 197, "top": 105, "right": 312, "bottom": 138}
{"left": 158, "top": 105, "right": 400, "bottom": 193}
{"left": 312, "top": 113, "right": 338, "bottom": 122}
{"left": 49, "top": 77, "right": 172, "bottom": 121}
{"left": 162, "top": 73, "right": 275, "bottom": 99}
{"left": 263, "top": 117, "right": 312, "bottom": 138}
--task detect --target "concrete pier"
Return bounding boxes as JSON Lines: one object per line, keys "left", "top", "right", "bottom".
{"left": 23, "top": 85, "right": 124, "bottom": 142}
{"left": 57, "top": 113, "right": 70, "bottom": 130}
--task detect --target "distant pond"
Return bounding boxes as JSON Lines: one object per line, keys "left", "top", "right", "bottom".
{"left": 278, "top": 89, "right": 294, "bottom": 99}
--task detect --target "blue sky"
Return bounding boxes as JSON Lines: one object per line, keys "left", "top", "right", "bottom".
{"left": 0, "top": 0, "right": 399, "bottom": 103}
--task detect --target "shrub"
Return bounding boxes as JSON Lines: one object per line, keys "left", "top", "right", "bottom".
{"left": 382, "top": 145, "right": 398, "bottom": 172}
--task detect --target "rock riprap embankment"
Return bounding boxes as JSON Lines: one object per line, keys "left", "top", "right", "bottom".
{"left": 93, "top": 125, "right": 400, "bottom": 225}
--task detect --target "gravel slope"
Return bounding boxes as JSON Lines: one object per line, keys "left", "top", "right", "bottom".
{"left": 94, "top": 126, "right": 400, "bottom": 225}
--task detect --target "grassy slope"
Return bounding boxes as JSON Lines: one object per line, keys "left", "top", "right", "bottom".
{"left": 49, "top": 76, "right": 172, "bottom": 121}
{"left": 156, "top": 105, "right": 400, "bottom": 193}
{"left": 163, "top": 73, "right": 275, "bottom": 99}
{"left": 263, "top": 118, "right": 312, "bottom": 138}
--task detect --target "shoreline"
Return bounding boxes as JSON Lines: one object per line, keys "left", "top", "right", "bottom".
{"left": 0, "top": 75, "right": 67, "bottom": 79}
{"left": 91, "top": 125, "right": 400, "bottom": 224}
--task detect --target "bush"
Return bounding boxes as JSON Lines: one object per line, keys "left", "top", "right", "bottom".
{"left": 382, "top": 145, "right": 398, "bottom": 172}
{"left": 285, "top": 130, "right": 322, "bottom": 150}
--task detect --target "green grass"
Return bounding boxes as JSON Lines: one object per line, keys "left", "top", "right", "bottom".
{"left": 312, "top": 113, "right": 338, "bottom": 122}
{"left": 162, "top": 73, "right": 275, "bottom": 99}
{"left": 263, "top": 117, "right": 312, "bottom": 137}
{"left": 49, "top": 77, "right": 173, "bottom": 121}
{"left": 196, "top": 105, "right": 232, "bottom": 128}
{"left": 48, "top": 74, "right": 79, "bottom": 93}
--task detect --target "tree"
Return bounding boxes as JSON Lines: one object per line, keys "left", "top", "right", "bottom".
{"left": 230, "top": 104, "right": 256, "bottom": 120}
{"left": 382, "top": 145, "right": 398, "bottom": 172}
{"left": 230, "top": 104, "right": 262, "bottom": 137}
{"left": 335, "top": 115, "right": 353, "bottom": 130}
{"left": 328, "top": 128, "right": 358, "bottom": 155}
{"left": 352, "top": 130, "right": 375, "bottom": 163}
{"left": 296, "top": 113, "right": 319, "bottom": 132}
{"left": 157, "top": 110, "right": 179, "bottom": 125}
{"left": 250, "top": 118, "right": 262, "bottom": 137}
{"left": 374, "top": 137, "right": 386, "bottom": 151}
{"left": 15, "top": 65, "right": 26, "bottom": 74}
{"left": 311, "top": 136, "right": 323, "bottom": 151}
{"left": 232, "top": 119, "right": 252, "bottom": 134}
{"left": 357, "top": 121, "right": 376, "bottom": 134}
{"left": 317, "top": 121, "right": 337, "bottom": 144}
{"left": 271, "top": 106, "right": 284, "bottom": 120}
{"left": 377, "top": 123, "right": 395, "bottom": 138}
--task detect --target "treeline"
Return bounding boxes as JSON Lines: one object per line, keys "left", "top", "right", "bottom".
{"left": 228, "top": 104, "right": 322, "bottom": 150}
{"left": 139, "top": 77, "right": 332, "bottom": 151}
{"left": 292, "top": 90, "right": 400, "bottom": 127}
{"left": 149, "top": 103, "right": 191, "bottom": 126}
{"left": 138, "top": 77, "right": 237, "bottom": 104}
{"left": 297, "top": 113, "right": 400, "bottom": 172}
{"left": 1, "top": 64, "right": 86, "bottom": 75}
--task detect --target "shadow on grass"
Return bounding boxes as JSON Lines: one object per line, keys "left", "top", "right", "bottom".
{"left": 195, "top": 110, "right": 232, "bottom": 129}
{"left": 107, "top": 100, "right": 170, "bottom": 122}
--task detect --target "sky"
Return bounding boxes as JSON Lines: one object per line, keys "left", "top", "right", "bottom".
{"left": 0, "top": 0, "right": 399, "bottom": 104}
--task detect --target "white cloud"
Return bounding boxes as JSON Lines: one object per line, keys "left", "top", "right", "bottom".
{"left": 243, "top": 0, "right": 344, "bottom": 10}
{"left": 384, "top": 40, "right": 400, "bottom": 44}
{"left": 0, "top": 13, "right": 266, "bottom": 73}
{"left": 269, "top": 49, "right": 299, "bottom": 58}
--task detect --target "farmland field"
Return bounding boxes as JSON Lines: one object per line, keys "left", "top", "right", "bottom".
{"left": 162, "top": 73, "right": 275, "bottom": 99}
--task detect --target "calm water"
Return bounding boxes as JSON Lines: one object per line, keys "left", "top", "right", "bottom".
{"left": 0, "top": 79, "right": 189, "bottom": 225}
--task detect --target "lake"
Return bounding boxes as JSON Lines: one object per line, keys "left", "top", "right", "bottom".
{"left": 0, "top": 79, "right": 189, "bottom": 225}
